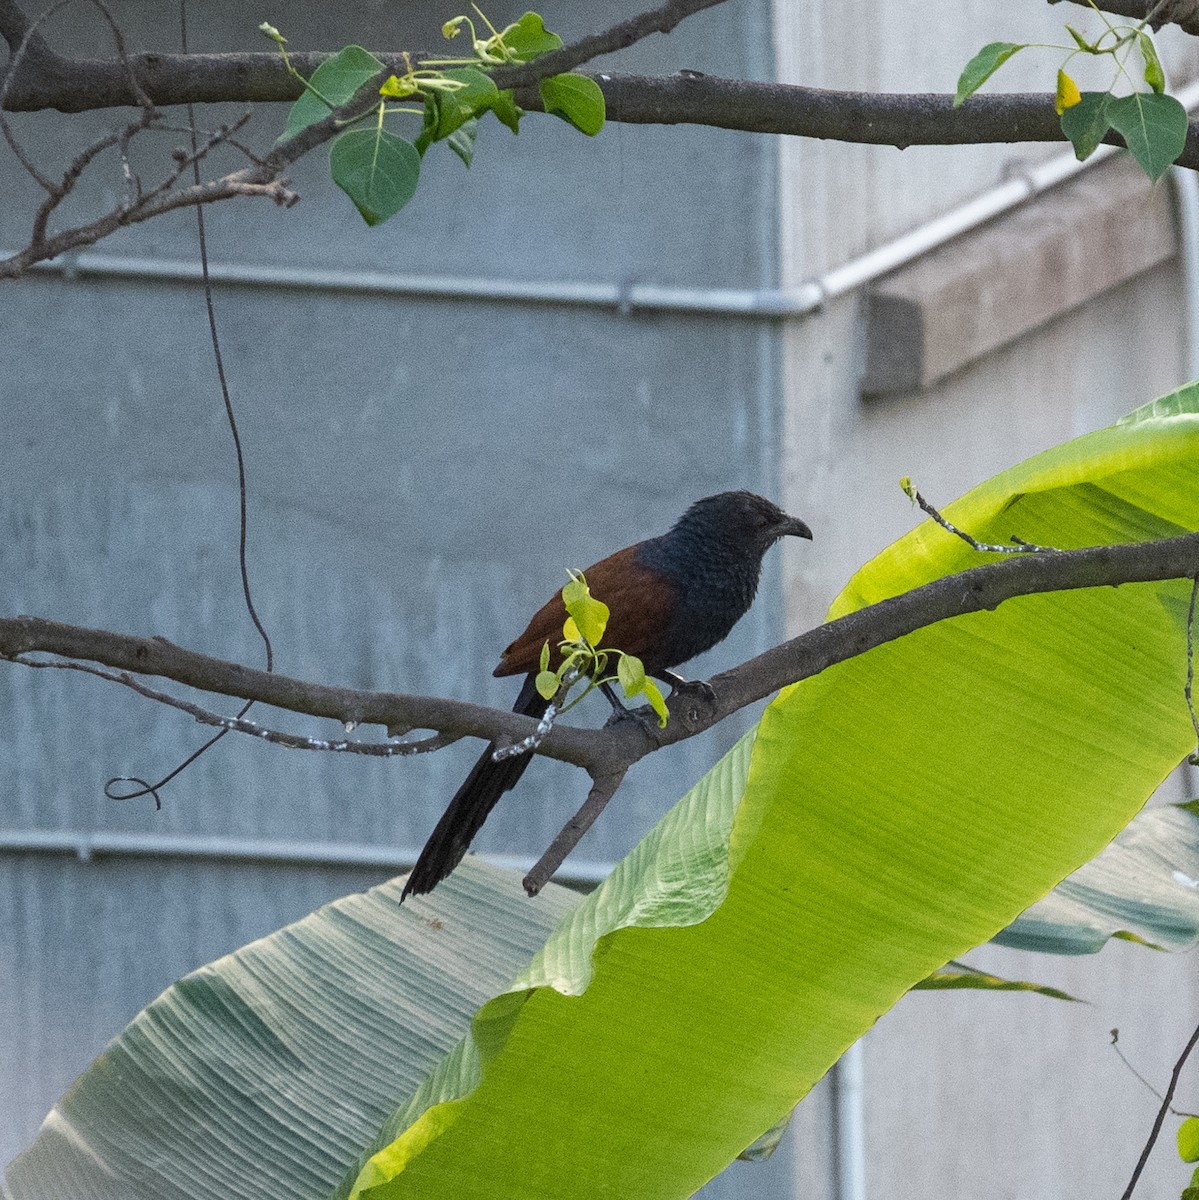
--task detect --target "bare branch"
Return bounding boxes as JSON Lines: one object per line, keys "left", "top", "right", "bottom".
{"left": 13, "top": 653, "right": 461, "bottom": 756}
{"left": 905, "top": 485, "right": 1058, "bottom": 554}
{"left": 1120, "top": 1019, "right": 1199, "bottom": 1198}
{"left": 10, "top": 60, "right": 1198, "bottom": 171}
{"left": 523, "top": 768, "right": 628, "bottom": 896}
{"left": 573, "top": 74, "right": 1199, "bottom": 169}
{"left": 1048, "top": 0, "right": 1199, "bottom": 36}
{"left": 0, "top": 63, "right": 384, "bottom": 277}
{"left": 0, "top": 620, "right": 598, "bottom": 761}
{"left": 5, "top": 530, "right": 1199, "bottom": 781}
{"left": 489, "top": 0, "right": 732, "bottom": 91}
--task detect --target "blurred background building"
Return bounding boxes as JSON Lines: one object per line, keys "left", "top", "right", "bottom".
{"left": 2, "top": 1, "right": 1198, "bottom": 1195}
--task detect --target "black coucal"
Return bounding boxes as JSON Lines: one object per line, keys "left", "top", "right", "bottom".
{"left": 401, "top": 491, "right": 813, "bottom": 899}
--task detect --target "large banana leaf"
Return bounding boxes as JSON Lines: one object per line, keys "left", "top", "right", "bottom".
{"left": 998, "top": 798, "right": 1199, "bottom": 954}
{"left": 346, "top": 384, "right": 1199, "bottom": 1199}
{"left": 8, "top": 385, "right": 1199, "bottom": 1200}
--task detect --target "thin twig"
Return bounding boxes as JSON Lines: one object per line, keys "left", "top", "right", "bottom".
{"left": 0, "top": 0, "right": 73, "bottom": 190}
{"left": 906, "top": 484, "right": 1057, "bottom": 554}
{"left": 1121, "top": 1019, "right": 1199, "bottom": 1199}
{"left": 490, "top": 0, "right": 733, "bottom": 91}
{"left": 1110, "top": 1029, "right": 1199, "bottom": 1116}
{"left": 523, "top": 767, "right": 628, "bottom": 895}
{"left": 11, "top": 654, "right": 458, "bottom": 757}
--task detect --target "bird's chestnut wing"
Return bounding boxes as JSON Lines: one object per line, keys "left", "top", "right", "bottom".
{"left": 494, "top": 544, "right": 678, "bottom": 677}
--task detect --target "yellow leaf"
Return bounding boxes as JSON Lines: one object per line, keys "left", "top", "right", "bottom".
{"left": 563, "top": 616, "right": 581, "bottom": 643}
{"left": 560, "top": 572, "right": 610, "bottom": 645}
{"left": 379, "top": 74, "right": 418, "bottom": 98}
{"left": 1056, "top": 68, "right": 1081, "bottom": 115}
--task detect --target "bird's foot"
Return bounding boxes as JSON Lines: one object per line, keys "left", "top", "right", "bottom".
{"left": 603, "top": 701, "right": 660, "bottom": 732}
{"left": 662, "top": 674, "right": 719, "bottom": 726}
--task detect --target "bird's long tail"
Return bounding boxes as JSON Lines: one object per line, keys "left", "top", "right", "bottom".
{"left": 401, "top": 674, "right": 547, "bottom": 900}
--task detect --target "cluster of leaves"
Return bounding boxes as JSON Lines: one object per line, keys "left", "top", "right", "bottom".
{"left": 955, "top": 14, "right": 1188, "bottom": 182}
{"left": 262, "top": 9, "right": 605, "bottom": 226}
{"left": 534, "top": 571, "right": 670, "bottom": 727}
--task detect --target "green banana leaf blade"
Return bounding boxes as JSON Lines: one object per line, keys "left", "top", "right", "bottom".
{"left": 351, "top": 385, "right": 1199, "bottom": 1198}
{"left": 11, "top": 386, "right": 1199, "bottom": 1200}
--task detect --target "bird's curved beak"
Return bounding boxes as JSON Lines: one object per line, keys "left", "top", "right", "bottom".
{"left": 777, "top": 514, "right": 814, "bottom": 541}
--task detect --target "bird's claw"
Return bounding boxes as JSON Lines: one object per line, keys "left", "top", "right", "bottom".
{"left": 666, "top": 677, "right": 718, "bottom": 724}
{"left": 603, "top": 702, "right": 659, "bottom": 732}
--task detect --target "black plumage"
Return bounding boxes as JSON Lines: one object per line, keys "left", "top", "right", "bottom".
{"left": 401, "top": 491, "right": 813, "bottom": 899}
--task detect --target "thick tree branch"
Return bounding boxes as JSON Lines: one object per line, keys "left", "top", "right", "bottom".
{"left": 4, "top": 531, "right": 1199, "bottom": 781}
{"left": 5, "top": 57, "right": 1199, "bottom": 170}
{"left": 1049, "top": 0, "right": 1199, "bottom": 36}
{"left": 6, "top": 532, "right": 1199, "bottom": 882}
{"left": 579, "top": 75, "right": 1199, "bottom": 168}
{"left": 524, "top": 768, "right": 628, "bottom": 895}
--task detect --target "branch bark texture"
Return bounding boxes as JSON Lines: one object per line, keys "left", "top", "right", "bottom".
{"left": 5, "top": 532, "right": 1199, "bottom": 782}
{"left": 3, "top": 25, "right": 1199, "bottom": 168}
{"left": 1050, "top": 0, "right": 1199, "bottom": 36}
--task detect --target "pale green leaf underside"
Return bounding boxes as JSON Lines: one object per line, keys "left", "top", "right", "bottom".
{"left": 998, "top": 800, "right": 1199, "bottom": 954}
{"left": 347, "top": 381, "right": 1199, "bottom": 1198}
{"left": 3, "top": 862, "right": 581, "bottom": 1200}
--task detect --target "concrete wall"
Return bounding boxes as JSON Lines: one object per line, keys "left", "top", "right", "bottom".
{"left": 776, "top": 4, "right": 1199, "bottom": 1195}
{"left": 3, "top": 0, "right": 1199, "bottom": 1196}
{"left": 0, "top": 5, "right": 794, "bottom": 1195}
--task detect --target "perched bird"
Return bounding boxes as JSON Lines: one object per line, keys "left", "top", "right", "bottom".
{"left": 401, "top": 491, "right": 813, "bottom": 899}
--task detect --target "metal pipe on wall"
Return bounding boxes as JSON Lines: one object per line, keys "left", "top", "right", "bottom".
{"left": 0, "top": 826, "right": 614, "bottom": 885}
{"left": 19, "top": 74, "right": 1199, "bottom": 322}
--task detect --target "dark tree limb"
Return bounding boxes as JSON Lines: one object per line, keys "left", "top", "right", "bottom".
{"left": 5, "top": 530, "right": 1199, "bottom": 784}
{"left": 523, "top": 767, "right": 629, "bottom": 895}
{"left": 5, "top": 58, "right": 1199, "bottom": 169}
{"left": 2, "top": 0, "right": 1198, "bottom": 277}
{"left": 579, "top": 74, "right": 1199, "bottom": 169}
{"left": 1049, "top": 0, "right": 1199, "bottom": 36}
{"left": 6, "top": 532, "right": 1199, "bottom": 881}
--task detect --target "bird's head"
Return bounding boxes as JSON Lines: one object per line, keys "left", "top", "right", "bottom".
{"left": 676, "top": 491, "right": 813, "bottom": 554}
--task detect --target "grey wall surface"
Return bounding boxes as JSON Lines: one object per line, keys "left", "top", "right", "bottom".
{"left": 0, "top": 2, "right": 797, "bottom": 1194}
{"left": 8, "top": 1, "right": 1199, "bottom": 1198}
